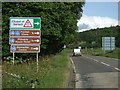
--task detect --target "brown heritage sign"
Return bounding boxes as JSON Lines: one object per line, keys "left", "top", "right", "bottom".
{"left": 9, "top": 37, "right": 40, "bottom": 44}
{"left": 10, "top": 45, "right": 40, "bottom": 52}
{"left": 10, "top": 30, "right": 40, "bottom": 36}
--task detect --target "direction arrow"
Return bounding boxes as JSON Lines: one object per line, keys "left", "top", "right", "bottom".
{"left": 32, "top": 47, "right": 39, "bottom": 50}
{"left": 34, "top": 22, "right": 40, "bottom": 25}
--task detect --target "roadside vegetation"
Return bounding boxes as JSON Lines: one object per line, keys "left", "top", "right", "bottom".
{"left": 2, "top": 2, "right": 85, "bottom": 57}
{"left": 3, "top": 49, "right": 71, "bottom": 88}
{"left": 76, "top": 25, "right": 120, "bottom": 59}
{"left": 81, "top": 48, "right": 120, "bottom": 59}
{"left": 2, "top": 2, "right": 84, "bottom": 88}
{"left": 78, "top": 26, "right": 120, "bottom": 48}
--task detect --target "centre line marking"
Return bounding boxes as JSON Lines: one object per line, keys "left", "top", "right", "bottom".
{"left": 93, "top": 59, "right": 99, "bottom": 62}
{"left": 114, "top": 68, "right": 120, "bottom": 71}
{"left": 101, "top": 62, "right": 110, "bottom": 67}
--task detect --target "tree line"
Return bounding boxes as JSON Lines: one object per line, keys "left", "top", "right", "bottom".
{"left": 77, "top": 25, "right": 120, "bottom": 48}
{"left": 2, "top": 2, "right": 85, "bottom": 58}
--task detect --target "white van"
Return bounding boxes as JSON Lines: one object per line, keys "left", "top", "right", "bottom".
{"left": 73, "top": 48, "right": 81, "bottom": 56}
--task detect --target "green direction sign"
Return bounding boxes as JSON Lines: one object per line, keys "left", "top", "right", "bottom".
{"left": 10, "top": 17, "right": 41, "bottom": 29}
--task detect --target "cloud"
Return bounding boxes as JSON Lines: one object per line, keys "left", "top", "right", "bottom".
{"left": 78, "top": 23, "right": 90, "bottom": 30}
{"left": 77, "top": 14, "right": 118, "bottom": 32}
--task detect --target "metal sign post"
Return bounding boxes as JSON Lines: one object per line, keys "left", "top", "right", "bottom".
{"left": 9, "top": 17, "right": 41, "bottom": 71}
{"left": 36, "top": 53, "right": 39, "bottom": 72}
{"left": 13, "top": 52, "right": 15, "bottom": 65}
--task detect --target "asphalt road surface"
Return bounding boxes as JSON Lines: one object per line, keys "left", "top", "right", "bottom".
{"left": 71, "top": 55, "right": 120, "bottom": 88}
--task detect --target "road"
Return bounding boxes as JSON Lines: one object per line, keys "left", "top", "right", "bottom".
{"left": 71, "top": 55, "right": 120, "bottom": 88}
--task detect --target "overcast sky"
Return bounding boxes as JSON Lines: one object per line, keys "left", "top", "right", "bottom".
{"left": 77, "top": 2, "right": 118, "bottom": 32}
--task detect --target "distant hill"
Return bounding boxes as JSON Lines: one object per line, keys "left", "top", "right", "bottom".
{"left": 78, "top": 25, "right": 120, "bottom": 48}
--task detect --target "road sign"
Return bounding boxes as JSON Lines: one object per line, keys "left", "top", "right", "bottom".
{"left": 10, "top": 17, "right": 41, "bottom": 29}
{"left": 102, "top": 37, "right": 115, "bottom": 50}
{"left": 9, "top": 37, "right": 40, "bottom": 44}
{"left": 10, "top": 45, "right": 40, "bottom": 53}
{"left": 9, "top": 17, "right": 41, "bottom": 65}
{"left": 10, "top": 30, "right": 40, "bottom": 36}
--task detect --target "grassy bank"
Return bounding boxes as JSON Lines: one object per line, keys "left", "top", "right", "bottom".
{"left": 3, "top": 49, "right": 71, "bottom": 88}
{"left": 81, "top": 48, "right": 120, "bottom": 59}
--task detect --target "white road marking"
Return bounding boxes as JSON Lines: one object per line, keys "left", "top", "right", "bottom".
{"left": 114, "top": 68, "right": 120, "bottom": 71}
{"left": 70, "top": 58, "right": 76, "bottom": 73}
{"left": 75, "top": 74, "right": 84, "bottom": 88}
{"left": 81, "top": 55, "right": 120, "bottom": 71}
{"left": 93, "top": 59, "right": 99, "bottom": 62}
{"left": 100, "top": 62, "right": 111, "bottom": 67}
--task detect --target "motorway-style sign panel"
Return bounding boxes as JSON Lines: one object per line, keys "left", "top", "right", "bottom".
{"left": 10, "top": 17, "right": 41, "bottom": 29}
{"left": 102, "top": 37, "right": 115, "bottom": 50}
{"left": 10, "top": 30, "right": 40, "bottom": 36}
{"left": 10, "top": 45, "right": 40, "bottom": 53}
{"left": 9, "top": 37, "right": 40, "bottom": 44}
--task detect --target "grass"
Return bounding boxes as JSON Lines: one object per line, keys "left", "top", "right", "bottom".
{"left": 2, "top": 49, "right": 71, "bottom": 88}
{"left": 81, "top": 48, "right": 120, "bottom": 59}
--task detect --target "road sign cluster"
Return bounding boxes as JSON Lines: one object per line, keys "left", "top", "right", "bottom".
{"left": 102, "top": 37, "right": 115, "bottom": 50}
{"left": 9, "top": 17, "right": 41, "bottom": 53}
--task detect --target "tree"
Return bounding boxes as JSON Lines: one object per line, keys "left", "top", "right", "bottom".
{"left": 78, "top": 26, "right": 119, "bottom": 48}
{"left": 2, "top": 2, "right": 85, "bottom": 57}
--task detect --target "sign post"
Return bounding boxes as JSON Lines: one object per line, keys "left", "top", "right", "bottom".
{"left": 9, "top": 17, "right": 41, "bottom": 69}
{"left": 36, "top": 53, "right": 38, "bottom": 72}
{"left": 13, "top": 52, "right": 14, "bottom": 65}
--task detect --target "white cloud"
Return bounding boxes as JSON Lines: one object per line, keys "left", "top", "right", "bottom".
{"left": 77, "top": 14, "right": 118, "bottom": 32}
{"left": 85, "top": 0, "right": 119, "bottom": 2}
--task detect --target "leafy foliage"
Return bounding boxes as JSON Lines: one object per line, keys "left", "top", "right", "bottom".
{"left": 2, "top": 2, "right": 84, "bottom": 57}
{"left": 78, "top": 26, "right": 120, "bottom": 48}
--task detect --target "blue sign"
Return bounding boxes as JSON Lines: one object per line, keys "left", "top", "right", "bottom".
{"left": 10, "top": 39, "right": 15, "bottom": 43}
{"left": 15, "top": 31, "right": 20, "bottom": 35}
{"left": 10, "top": 31, "right": 15, "bottom": 35}
{"left": 12, "top": 46, "right": 16, "bottom": 51}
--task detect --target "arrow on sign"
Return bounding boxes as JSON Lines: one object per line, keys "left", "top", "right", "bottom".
{"left": 34, "top": 22, "right": 40, "bottom": 25}
{"left": 32, "top": 47, "right": 39, "bottom": 50}
{"left": 35, "top": 39, "right": 39, "bottom": 42}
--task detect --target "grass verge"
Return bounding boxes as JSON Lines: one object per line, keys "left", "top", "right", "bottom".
{"left": 81, "top": 48, "right": 120, "bottom": 59}
{"left": 2, "top": 49, "right": 71, "bottom": 88}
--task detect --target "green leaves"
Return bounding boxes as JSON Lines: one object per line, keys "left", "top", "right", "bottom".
{"left": 78, "top": 26, "right": 120, "bottom": 48}
{"left": 2, "top": 2, "right": 84, "bottom": 56}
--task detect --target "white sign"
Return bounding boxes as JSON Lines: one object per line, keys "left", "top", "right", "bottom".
{"left": 10, "top": 19, "right": 33, "bottom": 28}
{"left": 102, "top": 37, "right": 115, "bottom": 50}
{"left": 10, "top": 17, "right": 41, "bottom": 29}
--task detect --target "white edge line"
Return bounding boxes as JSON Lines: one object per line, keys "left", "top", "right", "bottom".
{"left": 70, "top": 57, "right": 76, "bottom": 73}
